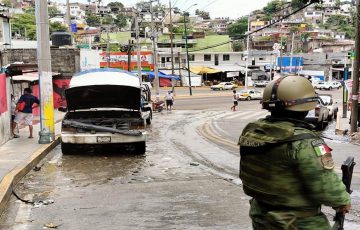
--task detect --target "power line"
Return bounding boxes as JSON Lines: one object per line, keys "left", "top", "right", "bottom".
{"left": 189, "top": 2, "right": 313, "bottom": 52}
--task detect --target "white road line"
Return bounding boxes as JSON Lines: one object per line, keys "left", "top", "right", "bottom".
{"left": 239, "top": 111, "right": 268, "bottom": 120}
{"left": 13, "top": 194, "right": 33, "bottom": 230}
{"left": 224, "top": 111, "right": 254, "bottom": 120}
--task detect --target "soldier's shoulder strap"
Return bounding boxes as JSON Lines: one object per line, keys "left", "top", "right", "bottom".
{"left": 279, "top": 132, "right": 318, "bottom": 144}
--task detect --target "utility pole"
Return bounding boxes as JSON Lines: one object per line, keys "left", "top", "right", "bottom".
{"left": 343, "top": 56, "right": 348, "bottom": 118}
{"left": 350, "top": 0, "right": 360, "bottom": 133}
{"left": 289, "top": 32, "right": 295, "bottom": 73}
{"left": 244, "top": 14, "right": 250, "bottom": 90}
{"left": 150, "top": 1, "right": 160, "bottom": 100}
{"left": 135, "top": 14, "right": 142, "bottom": 83}
{"left": 106, "top": 24, "right": 110, "bottom": 68}
{"left": 66, "top": 0, "right": 71, "bottom": 32}
{"left": 127, "top": 40, "right": 134, "bottom": 72}
{"left": 184, "top": 12, "right": 192, "bottom": 96}
{"left": 169, "top": 1, "right": 176, "bottom": 93}
{"left": 35, "top": 0, "right": 55, "bottom": 143}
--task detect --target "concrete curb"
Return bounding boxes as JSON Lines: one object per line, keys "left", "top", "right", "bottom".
{"left": 0, "top": 136, "right": 60, "bottom": 215}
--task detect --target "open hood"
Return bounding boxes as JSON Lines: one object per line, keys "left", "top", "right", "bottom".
{"left": 65, "top": 68, "right": 142, "bottom": 111}
{"left": 65, "top": 85, "right": 141, "bottom": 111}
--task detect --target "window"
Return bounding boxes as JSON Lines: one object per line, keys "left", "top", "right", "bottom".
{"left": 204, "top": 54, "right": 211, "bottom": 61}
{"left": 223, "top": 54, "right": 230, "bottom": 61}
{"left": 188, "top": 54, "right": 195, "bottom": 61}
{"left": 259, "top": 57, "right": 264, "bottom": 61}
{"left": 166, "top": 57, "right": 171, "bottom": 62}
{"left": 175, "top": 57, "right": 179, "bottom": 63}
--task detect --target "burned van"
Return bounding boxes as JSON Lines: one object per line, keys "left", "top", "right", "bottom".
{"left": 60, "top": 68, "right": 152, "bottom": 154}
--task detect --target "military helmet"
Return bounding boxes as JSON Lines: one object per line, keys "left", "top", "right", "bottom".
{"left": 262, "top": 75, "right": 318, "bottom": 111}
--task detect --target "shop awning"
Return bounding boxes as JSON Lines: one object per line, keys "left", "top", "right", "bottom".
{"left": 12, "top": 72, "right": 60, "bottom": 82}
{"left": 189, "top": 66, "right": 221, "bottom": 74}
{"left": 137, "top": 71, "right": 181, "bottom": 80}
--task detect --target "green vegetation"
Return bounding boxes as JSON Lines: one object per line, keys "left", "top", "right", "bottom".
{"left": 11, "top": 13, "right": 67, "bottom": 40}
{"left": 189, "top": 34, "right": 231, "bottom": 52}
{"left": 228, "top": 16, "right": 248, "bottom": 38}
{"left": 323, "top": 15, "right": 355, "bottom": 39}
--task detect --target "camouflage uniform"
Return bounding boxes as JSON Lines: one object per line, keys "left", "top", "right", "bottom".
{"left": 239, "top": 117, "right": 351, "bottom": 230}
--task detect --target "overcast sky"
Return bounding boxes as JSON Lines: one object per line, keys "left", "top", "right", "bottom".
{"left": 53, "top": 0, "right": 272, "bottom": 19}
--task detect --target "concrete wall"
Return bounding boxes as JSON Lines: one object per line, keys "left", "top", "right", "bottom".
{"left": 3, "top": 48, "right": 80, "bottom": 76}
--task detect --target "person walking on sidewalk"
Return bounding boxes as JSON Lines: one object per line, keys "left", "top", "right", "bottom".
{"left": 239, "top": 76, "right": 351, "bottom": 229}
{"left": 12, "top": 88, "right": 40, "bottom": 138}
{"left": 230, "top": 90, "right": 238, "bottom": 111}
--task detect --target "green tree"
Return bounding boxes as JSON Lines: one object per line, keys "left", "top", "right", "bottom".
{"left": 228, "top": 16, "right": 248, "bottom": 37}
{"left": 195, "top": 9, "right": 210, "bottom": 20}
{"left": 2, "top": 0, "right": 12, "bottom": 7}
{"left": 101, "top": 15, "right": 113, "bottom": 25}
{"left": 86, "top": 13, "right": 101, "bottom": 27}
{"left": 11, "top": 13, "right": 67, "bottom": 40}
{"left": 50, "top": 22, "right": 67, "bottom": 33}
{"left": 48, "top": 6, "right": 59, "bottom": 18}
{"left": 232, "top": 40, "right": 243, "bottom": 51}
{"left": 24, "top": 7, "right": 35, "bottom": 14}
{"left": 263, "top": 0, "right": 286, "bottom": 16}
{"left": 114, "top": 14, "right": 128, "bottom": 29}
{"left": 291, "top": 0, "right": 306, "bottom": 9}
{"left": 11, "top": 13, "right": 36, "bottom": 40}
{"left": 107, "top": 1, "right": 124, "bottom": 13}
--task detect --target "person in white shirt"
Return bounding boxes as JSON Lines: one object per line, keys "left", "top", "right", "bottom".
{"left": 230, "top": 90, "right": 238, "bottom": 111}
{"left": 164, "top": 91, "right": 174, "bottom": 111}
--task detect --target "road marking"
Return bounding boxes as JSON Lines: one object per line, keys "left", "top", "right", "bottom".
{"left": 13, "top": 194, "right": 33, "bottom": 230}
{"left": 224, "top": 111, "right": 254, "bottom": 120}
{"left": 238, "top": 111, "right": 268, "bottom": 120}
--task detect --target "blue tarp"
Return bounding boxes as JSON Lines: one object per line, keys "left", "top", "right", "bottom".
{"left": 134, "top": 71, "right": 181, "bottom": 80}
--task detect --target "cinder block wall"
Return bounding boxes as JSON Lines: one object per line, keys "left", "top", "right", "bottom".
{"left": 3, "top": 48, "right": 80, "bottom": 76}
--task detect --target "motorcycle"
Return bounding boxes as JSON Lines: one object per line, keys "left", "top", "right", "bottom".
{"left": 152, "top": 100, "right": 165, "bottom": 112}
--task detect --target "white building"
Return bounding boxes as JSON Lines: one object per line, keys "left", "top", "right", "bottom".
{"left": 57, "top": 3, "right": 86, "bottom": 19}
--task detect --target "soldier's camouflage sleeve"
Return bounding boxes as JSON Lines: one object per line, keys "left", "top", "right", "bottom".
{"left": 293, "top": 139, "right": 351, "bottom": 208}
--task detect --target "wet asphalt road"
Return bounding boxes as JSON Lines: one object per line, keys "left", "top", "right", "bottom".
{"left": 1, "top": 88, "right": 360, "bottom": 229}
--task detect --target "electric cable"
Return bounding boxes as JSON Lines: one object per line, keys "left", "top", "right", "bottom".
{"left": 12, "top": 190, "right": 35, "bottom": 204}
{"left": 189, "top": 2, "right": 314, "bottom": 52}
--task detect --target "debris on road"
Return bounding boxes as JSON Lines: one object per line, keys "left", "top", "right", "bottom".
{"left": 190, "top": 162, "right": 200, "bottom": 166}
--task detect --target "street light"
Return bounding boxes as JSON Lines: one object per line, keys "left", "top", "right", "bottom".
{"left": 183, "top": 3, "right": 197, "bottom": 96}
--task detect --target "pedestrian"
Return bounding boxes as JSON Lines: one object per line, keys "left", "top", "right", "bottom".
{"left": 12, "top": 88, "right": 40, "bottom": 138}
{"left": 10, "top": 94, "right": 17, "bottom": 137}
{"left": 164, "top": 90, "right": 174, "bottom": 111}
{"left": 230, "top": 90, "right": 238, "bottom": 111}
{"left": 239, "top": 76, "right": 351, "bottom": 229}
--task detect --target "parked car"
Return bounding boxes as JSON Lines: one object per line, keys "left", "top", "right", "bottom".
{"left": 319, "top": 94, "right": 338, "bottom": 121}
{"left": 210, "top": 82, "right": 237, "bottom": 90}
{"left": 237, "top": 89, "right": 263, "bottom": 100}
{"left": 313, "top": 81, "right": 324, "bottom": 89}
{"left": 60, "top": 69, "right": 152, "bottom": 155}
{"left": 254, "top": 80, "right": 269, "bottom": 87}
{"left": 316, "top": 81, "right": 342, "bottom": 90}
{"left": 305, "top": 97, "right": 330, "bottom": 130}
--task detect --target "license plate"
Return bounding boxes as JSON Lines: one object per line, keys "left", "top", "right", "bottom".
{"left": 97, "top": 136, "right": 111, "bottom": 143}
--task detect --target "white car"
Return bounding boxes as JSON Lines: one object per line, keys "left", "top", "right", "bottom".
{"left": 237, "top": 89, "right": 263, "bottom": 100}
{"left": 60, "top": 69, "right": 152, "bottom": 155}
{"left": 210, "top": 82, "right": 237, "bottom": 90}
{"left": 316, "top": 81, "right": 342, "bottom": 90}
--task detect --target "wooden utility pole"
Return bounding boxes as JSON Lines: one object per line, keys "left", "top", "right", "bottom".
{"left": 350, "top": 0, "right": 360, "bottom": 133}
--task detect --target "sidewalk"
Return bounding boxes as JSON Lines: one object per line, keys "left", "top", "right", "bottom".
{"left": 0, "top": 110, "right": 64, "bottom": 214}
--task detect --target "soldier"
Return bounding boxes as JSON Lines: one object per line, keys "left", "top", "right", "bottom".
{"left": 239, "top": 75, "right": 351, "bottom": 229}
